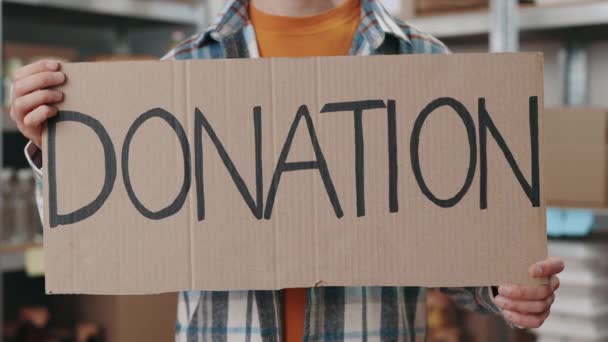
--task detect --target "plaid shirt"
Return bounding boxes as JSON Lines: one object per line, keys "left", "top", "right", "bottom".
{"left": 26, "top": 0, "right": 504, "bottom": 340}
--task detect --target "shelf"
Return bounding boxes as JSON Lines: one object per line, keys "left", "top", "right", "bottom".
{"left": 549, "top": 206, "right": 608, "bottom": 217}
{"left": 0, "top": 242, "right": 41, "bottom": 255}
{"left": 0, "top": 243, "right": 41, "bottom": 273}
{"left": 408, "top": 2, "right": 608, "bottom": 38}
{"left": 3, "top": 106, "right": 18, "bottom": 132}
{"left": 4, "top": 0, "right": 202, "bottom": 26}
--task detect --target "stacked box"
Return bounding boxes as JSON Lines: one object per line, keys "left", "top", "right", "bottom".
{"left": 544, "top": 108, "right": 608, "bottom": 209}
{"left": 535, "top": 240, "right": 608, "bottom": 342}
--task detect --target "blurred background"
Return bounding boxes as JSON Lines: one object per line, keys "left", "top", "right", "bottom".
{"left": 1, "top": 0, "right": 607, "bottom": 341}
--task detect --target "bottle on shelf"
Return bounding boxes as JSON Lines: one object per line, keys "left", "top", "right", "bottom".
{"left": 168, "top": 29, "right": 186, "bottom": 51}
{"left": 4, "top": 57, "right": 24, "bottom": 108}
{"left": 13, "top": 168, "right": 38, "bottom": 245}
{"left": 0, "top": 168, "right": 16, "bottom": 247}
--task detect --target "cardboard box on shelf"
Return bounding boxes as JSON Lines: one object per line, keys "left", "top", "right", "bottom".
{"left": 402, "top": 0, "right": 416, "bottom": 18}
{"left": 89, "top": 54, "right": 158, "bottom": 62}
{"left": 3, "top": 43, "right": 79, "bottom": 108}
{"left": 43, "top": 53, "right": 546, "bottom": 294}
{"left": 412, "top": 0, "right": 534, "bottom": 17}
{"left": 4, "top": 42, "right": 78, "bottom": 63}
{"left": 135, "top": 0, "right": 198, "bottom": 4}
{"left": 544, "top": 108, "right": 608, "bottom": 208}
{"left": 65, "top": 294, "right": 177, "bottom": 342}
{"left": 533, "top": 0, "right": 584, "bottom": 6}
{"left": 415, "top": 0, "right": 488, "bottom": 16}
{"left": 380, "top": 0, "right": 416, "bottom": 18}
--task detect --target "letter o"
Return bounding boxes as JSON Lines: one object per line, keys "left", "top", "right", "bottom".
{"left": 122, "top": 108, "right": 191, "bottom": 220}
{"left": 410, "top": 98, "right": 477, "bottom": 208}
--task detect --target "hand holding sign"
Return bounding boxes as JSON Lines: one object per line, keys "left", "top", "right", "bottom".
{"left": 10, "top": 60, "right": 66, "bottom": 148}
{"left": 495, "top": 257, "right": 565, "bottom": 328}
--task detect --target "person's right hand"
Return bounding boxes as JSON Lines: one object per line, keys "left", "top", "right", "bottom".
{"left": 9, "top": 60, "right": 66, "bottom": 148}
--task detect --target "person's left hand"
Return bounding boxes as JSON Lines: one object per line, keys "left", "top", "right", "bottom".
{"left": 494, "top": 257, "right": 564, "bottom": 328}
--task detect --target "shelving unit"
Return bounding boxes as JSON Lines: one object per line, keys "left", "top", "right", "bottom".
{"left": 0, "top": 243, "right": 41, "bottom": 273}
{"left": 0, "top": 242, "right": 178, "bottom": 342}
{"left": 0, "top": 2, "right": 208, "bottom": 341}
{"left": 409, "top": 1, "right": 608, "bottom": 39}
{"left": 0, "top": 243, "right": 42, "bottom": 342}
{"left": 1, "top": 0, "right": 209, "bottom": 133}
{"left": 0, "top": 249, "right": 26, "bottom": 273}
{"left": 409, "top": 0, "right": 605, "bottom": 106}
{"left": 2, "top": 108, "right": 17, "bottom": 133}
{"left": 401, "top": 1, "right": 608, "bottom": 341}
{"left": 536, "top": 234, "right": 608, "bottom": 341}
{"left": 4, "top": 0, "right": 205, "bottom": 26}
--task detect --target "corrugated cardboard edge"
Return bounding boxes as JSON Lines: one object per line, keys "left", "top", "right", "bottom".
{"left": 604, "top": 109, "right": 608, "bottom": 207}
{"left": 176, "top": 60, "right": 195, "bottom": 290}
{"left": 538, "top": 52, "right": 549, "bottom": 276}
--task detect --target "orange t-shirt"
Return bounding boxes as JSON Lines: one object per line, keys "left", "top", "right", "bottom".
{"left": 249, "top": 1, "right": 360, "bottom": 340}
{"left": 250, "top": 0, "right": 360, "bottom": 58}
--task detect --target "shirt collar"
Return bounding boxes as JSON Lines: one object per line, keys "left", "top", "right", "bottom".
{"left": 195, "top": 0, "right": 410, "bottom": 50}
{"left": 359, "top": 0, "right": 410, "bottom": 49}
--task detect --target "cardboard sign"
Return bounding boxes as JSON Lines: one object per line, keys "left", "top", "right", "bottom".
{"left": 43, "top": 53, "right": 547, "bottom": 294}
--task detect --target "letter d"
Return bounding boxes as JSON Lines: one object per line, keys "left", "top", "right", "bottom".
{"left": 48, "top": 111, "right": 116, "bottom": 228}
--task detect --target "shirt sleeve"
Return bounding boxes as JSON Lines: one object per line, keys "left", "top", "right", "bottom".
{"left": 24, "top": 141, "right": 44, "bottom": 223}
{"left": 441, "top": 286, "right": 521, "bottom": 330}
{"left": 441, "top": 287, "right": 520, "bottom": 328}
{"left": 439, "top": 287, "right": 501, "bottom": 315}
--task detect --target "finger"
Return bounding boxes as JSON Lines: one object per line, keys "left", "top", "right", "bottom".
{"left": 502, "top": 309, "right": 550, "bottom": 329}
{"left": 17, "top": 122, "right": 33, "bottom": 140}
{"left": 550, "top": 275, "right": 560, "bottom": 291}
{"left": 13, "top": 60, "right": 61, "bottom": 80}
{"left": 16, "top": 120, "right": 29, "bottom": 140}
{"left": 530, "top": 257, "right": 565, "bottom": 277}
{"left": 17, "top": 120, "right": 43, "bottom": 148}
{"left": 12, "top": 72, "right": 66, "bottom": 98}
{"left": 498, "top": 284, "right": 551, "bottom": 300}
{"left": 23, "top": 105, "right": 58, "bottom": 128}
{"left": 32, "top": 133, "right": 42, "bottom": 149}
{"left": 494, "top": 295, "right": 554, "bottom": 314}
{"left": 11, "top": 90, "right": 63, "bottom": 120}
